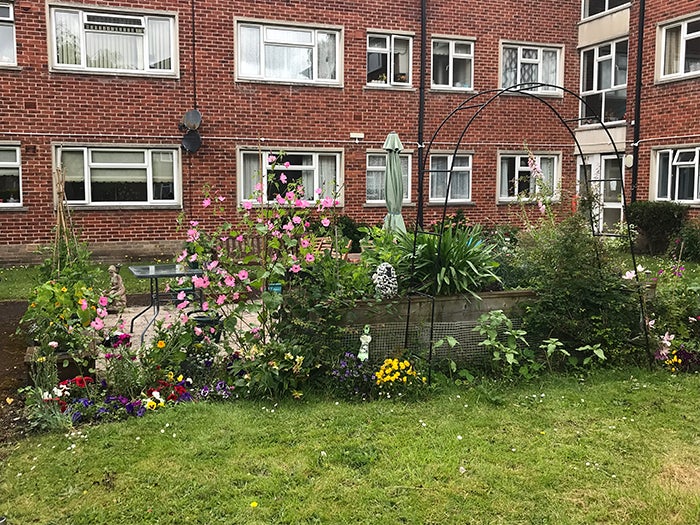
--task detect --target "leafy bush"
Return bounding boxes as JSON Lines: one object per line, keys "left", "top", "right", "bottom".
{"left": 513, "top": 214, "right": 640, "bottom": 360}
{"left": 395, "top": 225, "right": 500, "bottom": 297}
{"left": 626, "top": 201, "right": 688, "bottom": 255}
{"left": 672, "top": 218, "right": 700, "bottom": 262}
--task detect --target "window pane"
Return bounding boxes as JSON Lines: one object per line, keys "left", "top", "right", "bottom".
{"left": 657, "top": 152, "right": 670, "bottom": 199}
{"left": 582, "top": 49, "right": 595, "bottom": 91}
{"left": 239, "top": 25, "right": 261, "bottom": 76}
{"left": 266, "top": 27, "right": 312, "bottom": 44}
{"left": 319, "top": 155, "right": 337, "bottom": 197}
{"left": 92, "top": 151, "right": 145, "bottom": 164}
{"left": 500, "top": 157, "right": 516, "bottom": 197}
{"left": 664, "top": 26, "right": 681, "bottom": 76}
{"left": 265, "top": 45, "right": 312, "bottom": 80}
{"left": 0, "top": 23, "right": 15, "bottom": 64}
{"left": 152, "top": 151, "right": 174, "bottom": 200}
{"left": 432, "top": 41, "right": 449, "bottom": 86}
{"left": 541, "top": 50, "right": 557, "bottom": 87}
{"left": 393, "top": 37, "right": 410, "bottom": 83}
{"left": 147, "top": 18, "right": 171, "bottom": 70}
{"left": 86, "top": 31, "right": 143, "bottom": 70}
{"left": 597, "top": 57, "right": 612, "bottom": 89}
{"left": 430, "top": 156, "right": 448, "bottom": 200}
{"left": 684, "top": 35, "right": 700, "bottom": 73}
{"left": 604, "top": 88, "right": 626, "bottom": 120}
{"left": 603, "top": 159, "right": 621, "bottom": 202}
{"left": 62, "top": 150, "right": 86, "bottom": 200}
{"left": 241, "top": 153, "right": 260, "bottom": 200}
{"left": 678, "top": 166, "right": 695, "bottom": 200}
{"left": 0, "top": 149, "right": 16, "bottom": 162}
{"left": 368, "top": 36, "right": 387, "bottom": 49}
{"left": 400, "top": 156, "right": 409, "bottom": 199}
{"left": 585, "top": 0, "right": 606, "bottom": 17}
{"left": 502, "top": 47, "right": 517, "bottom": 87}
{"left": 583, "top": 92, "right": 602, "bottom": 120}
{"left": 614, "top": 41, "right": 628, "bottom": 85}
{"left": 367, "top": 51, "right": 387, "bottom": 82}
{"left": 452, "top": 170, "right": 470, "bottom": 200}
{"left": 317, "top": 32, "right": 336, "bottom": 80}
{"left": 540, "top": 157, "right": 555, "bottom": 190}
{"left": 368, "top": 155, "right": 386, "bottom": 168}
{"left": 453, "top": 57, "right": 471, "bottom": 88}
{"left": 366, "top": 171, "right": 384, "bottom": 201}
{"left": 55, "top": 10, "right": 81, "bottom": 65}
{"left": 454, "top": 42, "right": 471, "bottom": 55}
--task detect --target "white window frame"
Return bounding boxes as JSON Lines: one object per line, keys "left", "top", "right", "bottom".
{"left": 58, "top": 146, "right": 180, "bottom": 206}
{"left": 578, "top": 154, "right": 624, "bottom": 232}
{"left": 580, "top": 39, "right": 628, "bottom": 124}
{"left": 239, "top": 150, "right": 342, "bottom": 205}
{"left": 365, "top": 152, "right": 411, "bottom": 204}
{"left": 501, "top": 43, "right": 562, "bottom": 94}
{"left": 49, "top": 5, "right": 178, "bottom": 76}
{"left": 498, "top": 153, "right": 560, "bottom": 201}
{"left": 366, "top": 33, "right": 412, "bottom": 87}
{"left": 0, "top": 1, "right": 16, "bottom": 66}
{"left": 431, "top": 38, "right": 474, "bottom": 90}
{"left": 236, "top": 21, "right": 340, "bottom": 85}
{"left": 581, "top": 0, "right": 630, "bottom": 20}
{"left": 429, "top": 154, "right": 472, "bottom": 203}
{"left": 660, "top": 16, "right": 700, "bottom": 81}
{"left": 0, "top": 145, "right": 21, "bottom": 207}
{"left": 655, "top": 147, "right": 700, "bottom": 203}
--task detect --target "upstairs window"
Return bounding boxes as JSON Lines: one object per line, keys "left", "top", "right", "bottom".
{"left": 240, "top": 150, "right": 340, "bottom": 204}
{"left": 367, "top": 34, "right": 412, "bottom": 86}
{"left": 238, "top": 22, "right": 339, "bottom": 84}
{"left": 429, "top": 154, "right": 472, "bottom": 203}
{"left": 501, "top": 44, "right": 561, "bottom": 93}
{"left": 661, "top": 17, "right": 700, "bottom": 79}
{"left": 366, "top": 153, "right": 410, "bottom": 203}
{"left": 582, "top": 0, "right": 629, "bottom": 19}
{"left": 580, "top": 39, "right": 628, "bottom": 123}
{"left": 60, "top": 147, "right": 179, "bottom": 205}
{"left": 499, "top": 153, "right": 558, "bottom": 200}
{"left": 0, "top": 2, "right": 16, "bottom": 66}
{"left": 656, "top": 148, "right": 700, "bottom": 202}
{"left": 50, "top": 7, "right": 176, "bottom": 75}
{"left": 0, "top": 146, "right": 21, "bottom": 206}
{"left": 432, "top": 39, "right": 473, "bottom": 90}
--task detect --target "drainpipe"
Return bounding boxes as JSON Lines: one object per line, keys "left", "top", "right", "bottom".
{"left": 630, "top": 0, "right": 646, "bottom": 202}
{"left": 416, "top": 0, "right": 427, "bottom": 228}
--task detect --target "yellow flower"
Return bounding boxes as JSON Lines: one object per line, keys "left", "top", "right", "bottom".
{"left": 36, "top": 356, "right": 47, "bottom": 363}
{"left": 146, "top": 399, "right": 157, "bottom": 410}
{"left": 167, "top": 371, "right": 174, "bottom": 382}
{"left": 291, "top": 390, "right": 303, "bottom": 399}
{"left": 157, "top": 340, "right": 166, "bottom": 349}
{"left": 250, "top": 501, "right": 258, "bottom": 508}
{"left": 177, "top": 374, "right": 184, "bottom": 382}
{"left": 61, "top": 287, "right": 67, "bottom": 292}
{"left": 5, "top": 397, "right": 14, "bottom": 405}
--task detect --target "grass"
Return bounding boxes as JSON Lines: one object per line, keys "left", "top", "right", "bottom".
{"left": 0, "top": 263, "right": 153, "bottom": 302}
{"left": 2, "top": 368, "right": 700, "bottom": 524}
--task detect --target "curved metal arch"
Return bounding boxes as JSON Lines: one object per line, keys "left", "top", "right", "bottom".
{"left": 407, "top": 83, "right": 650, "bottom": 382}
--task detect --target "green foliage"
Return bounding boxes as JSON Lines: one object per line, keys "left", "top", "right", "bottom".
{"left": 335, "top": 214, "right": 367, "bottom": 253}
{"left": 19, "top": 354, "right": 72, "bottom": 432}
{"left": 626, "top": 200, "right": 688, "bottom": 255}
{"left": 672, "top": 218, "right": 700, "bottom": 262}
{"left": 513, "top": 214, "right": 640, "bottom": 360}
{"left": 396, "top": 225, "right": 500, "bottom": 297}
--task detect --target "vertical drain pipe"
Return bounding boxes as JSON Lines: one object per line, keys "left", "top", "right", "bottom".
{"left": 630, "top": 0, "right": 646, "bottom": 202}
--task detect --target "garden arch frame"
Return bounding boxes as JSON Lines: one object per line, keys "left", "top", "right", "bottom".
{"left": 405, "top": 83, "right": 649, "bottom": 381}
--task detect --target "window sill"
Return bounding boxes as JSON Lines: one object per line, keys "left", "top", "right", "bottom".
{"left": 0, "top": 205, "right": 26, "bottom": 211}
{"left": 363, "top": 202, "right": 415, "bottom": 208}
{"left": 655, "top": 72, "right": 700, "bottom": 86}
{"left": 427, "top": 201, "right": 474, "bottom": 206}
{"left": 499, "top": 88, "right": 563, "bottom": 99}
{"left": 576, "top": 119, "right": 628, "bottom": 130}
{"left": 364, "top": 84, "right": 416, "bottom": 91}
{"left": 68, "top": 204, "right": 182, "bottom": 211}
{"left": 0, "top": 65, "right": 21, "bottom": 72}
{"left": 49, "top": 67, "right": 180, "bottom": 80}
{"left": 235, "top": 78, "right": 343, "bottom": 88}
{"left": 429, "top": 86, "right": 475, "bottom": 93}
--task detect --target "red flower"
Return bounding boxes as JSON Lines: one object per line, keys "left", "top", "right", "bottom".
{"left": 167, "top": 393, "right": 178, "bottom": 402}
{"left": 73, "top": 376, "right": 94, "bottom": 388}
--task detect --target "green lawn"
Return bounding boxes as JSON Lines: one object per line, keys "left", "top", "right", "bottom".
{"left": 2, "top": 368, "right": 700, "bottom": 524}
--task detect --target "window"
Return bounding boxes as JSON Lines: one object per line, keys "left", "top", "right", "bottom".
{"left": 50, "top": 7, "right": 176, "bottom": 75}
{"left": 582, "top": 0, "right": 629, "bottom": 19}
{"left": 578, "top": 155, "right": 623, "bottom": 232}
{"left": 60, "top": 147, "right": 179, "bottom": 205}
{"left": 237, "top": 22, "right": 339, "bottom": 84}
{"left": 499, "top": 153, "right": 558, "bottom": 200}
{"left": 429, "top": 154, "right": 471, "bottom": 202}
{"left": 240, "top": 151, "right": 340, "bottom": 204}
{"left": 432, "top": 39, "right": 473, "bottom": 90}
{"left": 366, "top": 153, "right": 410, "bottom": 202}
{"left": 0, "top": 146, "right": 21, "bottom": 206}
{"left": 0, "top": 2, "right": 15, "bottom": 66}
{"left": 656, "top": 148, "right": 700, "bottom": 202}
{"left": 661, "top": 17, "right": 700, "bottom": 79}
{"left": 367, "top": 34, "right": 412, "bottom": 86}
{"left": 501, "top": 44, "right": 560, "bottom": 93}
{"left": 581, "top": 39, "right": 627, "bottom": 123}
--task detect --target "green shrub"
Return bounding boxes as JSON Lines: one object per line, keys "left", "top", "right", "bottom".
{"left": 626, "top": 201, "right": 688, "bottom": 255}
{"left": 514, "top": 214, "right": 640, "bottom": 360}
{"left": 673, "top": 218, "right": 700, "bottom": 262}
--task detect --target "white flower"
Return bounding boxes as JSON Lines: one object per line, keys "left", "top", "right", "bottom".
{"left": 622, "top": 270, "right": 636, "bottom": 280}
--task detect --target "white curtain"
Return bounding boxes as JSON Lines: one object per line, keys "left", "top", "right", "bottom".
{"left": 147, "top": 17, "right": 171, "bottom": 70}
{"left": 502, "top": 47, "right": 517, "bottom": 87}
{"left": 55, "top": 10, "right": 81, "bottom": 65}
{"left": 664, "top": 26, "right": 681, "bottom": 76}
{"left": 239, "top": 25, "right": 261, "bottom": 77}
{"left": 86, "top": 30, "right": 142, "bottom": 70}
{"left": 319, "top": 155, "right": 337, "bottom": 197}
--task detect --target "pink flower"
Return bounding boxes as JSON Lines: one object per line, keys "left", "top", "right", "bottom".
{"left": 206, "top": 260, "right": 219, "bottom": 271}
{"left": 177, "top": 300, "right": 190, "bottom": 310}
{"left": 285, "top": 191, "right": 295, "bottom": 201}
{"left": 243, "top": 201, "right": 253, "bottom": 210}
{"left": 662, "top": 332, "right": 675, "bottom": 347}
{"left": 238, "top": 269, "right": 249, "bottom": 280}
{"left": 98, "top": 296, "right": 109, "bottom": 307}
{"left": 189, "top": 220, "right": 199, "bottom": 227}
{"left": 267, "top": 155, "right": 277, "bottom": 163}
{"left": 236, "top": 234, "right": 244, "bottom": 242}
{"left": 194, "top": 326, "right": 203, "bottom": 336}
{"left": 97, "top": 307, "right": 107, "bottom": 319}
{"left": 217, "top": 195, "right": 226, "bottom": 202}
{"left": 300, "top": 238, "right": 310, "bottom": 248}
{"left": 321, "top": 196, "right": 334, "bottom": 208}
{"left": 187, "top": 229, "right": 200, "bottom": 242}
{"left": 90, "top": 317, "right": 104, "bottom": 331}
{"left": 216, "top": 294, "right": 227, "bottom": 305}
{"left": 224, "top": 275, "right": 236, "bottom": 287}
{"left": 283, "top": 222, "right": 294, "bottom": 232}
{"left": 321, "top": 218, "right": 330, "bottom": 227}
{"left": 202, "top": 198, "right": 211, "bottom": 208}
{"left": 280, "top": 174, "right": 287, "bottom": 183}
{"left": 276, "top": 194, "right": 286, "bottom": 205}
{"left": 315, "top": 188, "right": 323, "bottom": 195}
{"left": 202, "top": 301, "right": 209, "bottom": 311}
{"left": 48, "top": 341, "right": 59, "bottom": 349}
{"left": 193, "top": 275, "right": 210, "bottom": 289}
{"left": 305, "top": 253, "right": 315, "bottom": 263}
{"left": 232, "top": 292, "right": 240, "bottom": 301}
{"left": 255, "top": 182, "right": 263, "bottom": 191}
{"left": 79, "top": 299, "right": 88, "bottom": 311}
{"left": 292, "top": 216, "right": 302, "bottom": 224}
{"left": 176, "top": 250, "right": 188, "bottom": 263}
{"left": 284, "top": 161, "right": 290, "bottom": 168}
{"left": 177, "top": 291, "right": 187, "bottom": 300}
{"left": 290, "top": 264, "right": 302, "bottom": 273}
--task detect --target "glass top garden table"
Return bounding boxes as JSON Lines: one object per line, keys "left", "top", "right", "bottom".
{"left": 128, "top": 264, "right": 203, "bottom": 344}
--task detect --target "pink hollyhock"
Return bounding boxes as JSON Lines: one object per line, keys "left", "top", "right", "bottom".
{"left": 202, "top": 197, "right": 211, "bottom": 208}
{"left": 243, "top": 201, "right": 253, "bottom": 210}
{"left": 292, "top": 215, "right": 302, "bottom": 224}
{"left": 280, "top": 174, "right": 287, "bottom": 183}
{"left": 202, "top": 301, "right": 209, "bottom": 311}
{"left": 267, "top": 155, "right": 277, "bottom": 163}
{"left": 206, "top": 260, "right": 219, "bottom": 271}
{"left": 284, "top": 161, "right": 290, "bottom": 168}
{"left": 190, "top": 220, "right": 199, "bottom": 227}
{"left": 194, "top": 326, "right": 203, "bottom": 336}
{"left": 321, "top": 218, "right": 331, "bottom": 227}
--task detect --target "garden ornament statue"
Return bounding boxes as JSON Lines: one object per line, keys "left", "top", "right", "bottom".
{"left": 372, "top": 262, "right": 398, "bottom": 299}
{"left": 358, "top": 324, "right": 371, "bottom": 361}
{"left": 108, "top": 265, "right": 127, "bottom": 313}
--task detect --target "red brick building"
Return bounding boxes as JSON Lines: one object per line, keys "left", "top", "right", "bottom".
{"left": 0, "top": 0, "right": 693, "bottom": 264}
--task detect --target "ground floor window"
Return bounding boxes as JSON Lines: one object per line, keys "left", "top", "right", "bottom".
{"left": 498, "top": 153, "right": 558, "bottom": 201}
{"left": 239, "top": 150, "right": 340, "bottom": 204}
{"left": 59, "top": 147, "right": 179, "bottom": 205}
{"left": 578, "top": 154, "right": 624, "bottom": 232}
{"left": 429, "top": 154, "right": 471, "bottom": 203}
{"left": 365, "top": 153, "right": 410, "bottom": 203}
{"left": 656, "top": 147, "right": 700, "bottom": 203}
{"left": 0, "top": 145, "right": 21, "bottom": 206}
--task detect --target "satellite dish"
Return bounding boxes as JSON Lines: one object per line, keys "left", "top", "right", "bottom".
{"left": 182, "top": 109, "right": 202, "bottom": 130}
{"left": 182, "top": 130, "right": 202, "bottom": 153}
